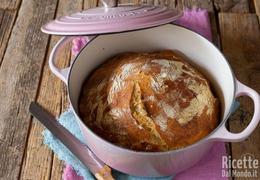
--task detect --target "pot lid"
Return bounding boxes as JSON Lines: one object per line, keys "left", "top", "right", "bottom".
{"left": 41, "top": 2, "right": 183, "bottom": 36}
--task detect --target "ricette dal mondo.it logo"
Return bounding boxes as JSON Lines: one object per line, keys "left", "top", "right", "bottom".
{"left": 222, "top": 153, "right": 258, "bottom": 178}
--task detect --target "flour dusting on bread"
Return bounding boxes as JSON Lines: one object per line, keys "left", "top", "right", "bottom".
{"left": 79, "top": 50, "right": 219, "bottom": 152}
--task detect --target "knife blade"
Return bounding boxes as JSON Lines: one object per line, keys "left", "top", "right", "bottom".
{"left": 29, "top": 102, "right": 114, "bottom": 180}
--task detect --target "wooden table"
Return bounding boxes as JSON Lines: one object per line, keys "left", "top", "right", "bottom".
{"left": 0, "top": 0, "right": 259, "bottom": 179}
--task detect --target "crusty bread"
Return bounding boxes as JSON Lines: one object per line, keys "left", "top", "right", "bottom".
{"left": 79, "top": 50, "right": 219, "bottom": 152}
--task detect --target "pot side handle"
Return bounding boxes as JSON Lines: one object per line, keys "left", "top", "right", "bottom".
{"left": 49, "top": 36, "right": 95, "bottom": 84}
{"left": 209, "top": 80, "right": 260, "bottom": 142}
{"left": 49, "top": 36, "right": 73, "bottom": 84}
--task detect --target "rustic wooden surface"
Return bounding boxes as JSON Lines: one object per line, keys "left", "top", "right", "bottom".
{"left": 219, "top": 13, "right": 260, "bottom": 179}
{"left": 0, "top": 9, "right": 17, "bottom": 65}
{"left": 214, "top": 0, "right": 250, "bottom": 12}
{"left": 0, "top": 0, "right": 259, "bottom": 179}
{"left": 0, "top": 0, "right": 57, "bottom": 179}
{"left": 0, "top": 0, "right": 22, "bottom": 10}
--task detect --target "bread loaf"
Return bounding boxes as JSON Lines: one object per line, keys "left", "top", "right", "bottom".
{"left": 79, "top": 50, "right": 219, "bottom": 152}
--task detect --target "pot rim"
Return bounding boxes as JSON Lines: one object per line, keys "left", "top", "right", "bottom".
{"left": 67, "top": 23, "right": 236, "bottom": 155}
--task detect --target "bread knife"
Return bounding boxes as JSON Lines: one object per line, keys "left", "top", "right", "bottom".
{"left": 29, "top": 102, "right": 114, "bottom": 180}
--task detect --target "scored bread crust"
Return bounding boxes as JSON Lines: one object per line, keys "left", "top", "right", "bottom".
{"left": 79, "top": 50, "right": 219, "bottom": 152}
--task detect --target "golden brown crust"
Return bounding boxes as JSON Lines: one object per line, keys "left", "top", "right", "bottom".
{"left": 79, "top": 50, "right": 219, "bottom": 152}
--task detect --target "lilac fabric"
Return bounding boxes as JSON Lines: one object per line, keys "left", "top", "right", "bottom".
{"left": 174, "top": 8, "right": 212, "bottom": 41}
{"left": 175, "top": 142, "right": 227, "bottom": 180}
{"left": 63, "top": 165, "right": 84, "bottom": 180}
{"left": 63, "top": 9, "right": 227, "bottom": 180}
{"left": 71, "top": 37, "right": 88, "bottom": 57}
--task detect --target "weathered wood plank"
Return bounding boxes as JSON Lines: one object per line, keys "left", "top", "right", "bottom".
{"left": 0, "top": 0, "right": 21, "bottom": 10}
{"left": 0, "top": 0, "right": 58, "bottom": 179}
{"left": 153, "top": 0, "right": 170, "bottom": 6}
{"left": 219, "top": 13, "right": 260, "bottom": 179}
{"left": 139, "top": 0, "right": 154, "bottom": 5}
{"left": 0, "top": 9, "right": 18, "bottom": 66}
{"left": 176, "top": 0, "right": 214, "bottom": 11}
{"left": 50, "top": 155, "right": 65, "bottom": 180}
{"left": 84, "top": 0, "right": 98, "bottom": 9}
{"left": 161, "top": 0, "right": 177, "bottom": 8}
{"left": 0, "top": 9, "right": 3, "bottom": 22}
{"left": 213, "top": 0, "right": 250, "bottom": 13}
{"left": 20, "top": 0, "right": 84, "bottom": 179}
{"left": 20, "top": 121, "right": 53, "bottom": 180}
{"left": 19, "top": 44, "right": 66, "bottom": 180}
{"left": 119, "top": 0, "right": 138, "bottom": 5}
{"left": 20, "top": 42, "right": 72, "bottom": 180}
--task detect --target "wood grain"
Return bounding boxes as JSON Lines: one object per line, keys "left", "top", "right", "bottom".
{"left": 167, "top": 0, "right": 177, "bottom": 8}
{"left": 119, "top": 0, "right": 139, "bottom": 5}
{"left": 0, "top": 0, "right": 58, "bottom": 179}
{"left": 0, "top": 9, "right": 18, "bottom": 66}
{"left": 19, "top": 120, "right": 53, "bottom": 180}
{"left": 154, "top": 0, "right": 170, "bottom": 6}
{"left": 176, "top": 0, "right": 214, "bottom": 11}
{"left": 139, "top": 0, "right": 154, "bottom": 5}
{"left": 84, "top": 0, "right": 99, "bottom": 9}
{"left": 213, "top": 0, "right": 250, "bottom": 13}
{"left": 19, "top": 0, "right": 84, "bottom": 179}
{"left": 50, "top": 154, "right": 65, "bottom": 180}
{"left": 0, "top": 0, "right": 21, "bottom": 10}
{"left": 219, "top": 13, "right": 260, "bottom": 179}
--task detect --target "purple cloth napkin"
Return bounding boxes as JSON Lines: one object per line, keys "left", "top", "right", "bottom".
{"left": 63, "top": 165, "right": 83, "bottom": 180}
{"left": 174, "top": 8, "right": 212, "bottom": 41}
{"left": 64, "top": 9, "right": 227, "bottom": 180}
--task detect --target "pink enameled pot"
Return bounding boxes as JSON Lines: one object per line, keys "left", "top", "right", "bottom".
{"left": 49, "top": 24, "right": 260, "bottom": 177}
